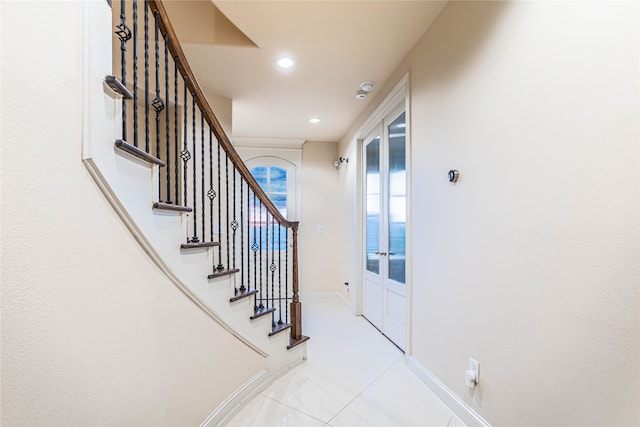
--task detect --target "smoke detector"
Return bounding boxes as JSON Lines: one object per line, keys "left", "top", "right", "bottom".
{"left": 360, "top": 81, "right": 374, "bottom": 92}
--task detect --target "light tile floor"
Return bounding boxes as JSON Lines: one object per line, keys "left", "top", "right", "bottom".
{"left": 221, "top": 297, "right": 467, "bottom": 427}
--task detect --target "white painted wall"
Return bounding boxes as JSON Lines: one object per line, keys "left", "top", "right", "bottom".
{"left": 339, "top": 1, "right": 639, "bottom": 425}
{"left": 299, "top": 141, "right": 342, "bottom": 294}
{"left": 1, "top": 1, "right": 266, "bottom": 425}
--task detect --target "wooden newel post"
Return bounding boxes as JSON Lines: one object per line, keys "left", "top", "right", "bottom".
{"left": 290, "top": 223, "right": 302, "bottom": 341}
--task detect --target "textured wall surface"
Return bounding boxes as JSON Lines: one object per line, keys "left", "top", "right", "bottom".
{"left": 300, "top": 141, "right": 342, "bottom": 294}
{"left": 1, "top": 1, "right": 265, "bottom": 425}
{"left": 339, "top": 1, "right": 639, "bottom": 425}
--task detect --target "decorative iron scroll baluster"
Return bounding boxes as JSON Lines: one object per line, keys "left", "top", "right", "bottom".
{"left": 163, "top": 33, "right": 171, "bottom": 203}
{"left": 208, "top": 129, "right": 215, "bottom": 243}
{"left": 181, "top": 76, "right": 190, "bottom": 215}
{"left": 270, "top": 215, "right": 276, "bottom": 325}
{"left": 144, "top": 0, "right": 150, "bottom": 153}
{"left": 246, "top": 182, "right": 251, "bottom": 293}
{"left": 231, "top": 166, "right": 239, "bottom": 293}
{"left": 225, "top": 152, "right": 230, "bottom": 270}
{"left": 174, "top": 58, "right": 179, "bottom": 204}
{"left": 278, "top": 223, "right": 283, "bottom": 324}
{"left": 116, "top": 0, "right": 306, "bottom": 344}
{"left": 239, "top": 175, "right": 245, "bottom": 293}
{"left": 252, "top": 192, "right": 258, "bottom": 309}
{"left": 115, "top": 0, "right": 130, "bottom": 141}
{"left": 258, "top": 201, "right": 264, "bottom": 310}
{"left": 216, "top": 140, "right": 223, "bottom": 270}
{"left": 264, "top": 208, "right": 269, "bottom": 312}
{"left": 231, "top": 165, "right": 238, "bottom": 269}
{"left": 132, "top": 0, "right": 138, "bottom": 147}
{"left": 201, "top": 114, "right": 205, "bottom": 241}
{"left": 152, "top": 10, "right": 165, "bottom": 200}
{"left": 190, "top": 96, "right": 198, "bottom": 243}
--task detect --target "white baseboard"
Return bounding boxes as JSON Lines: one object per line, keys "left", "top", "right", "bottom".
{"left": 406, "top": 356, "right": 491, "bottom": 427}
{"left": 200, "top": 369, "right": 269, "bottom": 427}
{"left": 201, "top": 358, "right": 307, "bottom": 427}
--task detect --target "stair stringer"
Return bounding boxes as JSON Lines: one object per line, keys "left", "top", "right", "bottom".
{"left": 81, "top": 0, "right": 306, "bottom": 396}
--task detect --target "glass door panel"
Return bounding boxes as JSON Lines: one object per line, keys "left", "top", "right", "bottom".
{"left": 365, "top": 136, "right": 381, "bottom": 274}
{"left": 387, "top": 112, "right": 406, "bottom": 284}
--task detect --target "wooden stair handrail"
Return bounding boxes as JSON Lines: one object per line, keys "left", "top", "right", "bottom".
{"left": 146, "top": 0, "right": 302, "bottom": 339}
{"left": 147, "top": 0, "right": 297, "bottom": 230}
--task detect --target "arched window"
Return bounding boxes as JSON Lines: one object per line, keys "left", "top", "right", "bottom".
{"left": 250, "top": 165, "right": 288, "bottom": 218}
{"left": 247, "top": 157, "right": 297, "bottom": 251}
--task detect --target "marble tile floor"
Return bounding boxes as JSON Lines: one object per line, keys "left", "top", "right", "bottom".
{"left": 220, "top": 297, "right": 467, "bottom": 427}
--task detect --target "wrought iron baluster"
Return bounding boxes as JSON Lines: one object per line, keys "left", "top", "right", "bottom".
{"left": 278, "top": 223, "right": 282, "bottom": 324}
{"left": 144, "top": 0, "right": 150, "bottom": 153}
{"left": 265, "top": 208, "right": 269, "bottom": 312}
{"left": 115, "top": 0, "right": 130, "bottom": 142}
{"left": 201, "top": 114, "right": 205, "bottom": 241}
{"left": 230, "top": 165, "right": 239, "bottom": 293}
{"left": 252, "top": 192, "right": 258, "bottom": 309}
{"left": 247, "top": 184, "right": 251, "bottom": 293}
{"left": 270, "top": 215, "right": 276, "bottom": 325}
{"left": 225, "top": 152, "right": 230, "bottom": 269}
{"left": 231, "top": 165, "right": 238, "bottom": 272}
{"left": 285, "top": 228, "right": 289, "bottom": 324}
{"left": 152, "top": 10, "right": 165, "bottom": 198}
{"left": 190, "top": 95, "right": 198, "bottom": 243}
{"left": 239, "top": 178, "right": 245, "bottom": 293}
{"left": 208, "top": 128, "right": 216, "bottom": 244}
{"left": 163, "top": 33, "right": 171, "bottom": 203}
{"left": 258, "top": 201, "right": 264, "bottom": 310}
{"left": 132, "top": 0, "right": 138, "bottom": 147}
{"left": 174, "top": 58, "right": 179, "bottom": 204}
{"left": 181, "top": 76, "right": 190, "bottom": 217}
{"left": 216, "top": 140, "right": 223, "bottom": 270}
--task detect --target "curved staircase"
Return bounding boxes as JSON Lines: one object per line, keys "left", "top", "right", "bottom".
{"left": 82, "top": 0, "right": 309, "bottom": 422}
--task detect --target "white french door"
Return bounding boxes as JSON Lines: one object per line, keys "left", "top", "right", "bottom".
{"left": 362, "top": 104, "right": 407, "bottom": 350}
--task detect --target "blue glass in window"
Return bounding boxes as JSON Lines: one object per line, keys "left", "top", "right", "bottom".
{"left": 270, "top": 194, "right": 287, "bottom": 217}
{"left": 250, "top": 166, "right": 268, "bottom": 191}
{"left": 269, "top": 167, "right": 287, "bottom": 193}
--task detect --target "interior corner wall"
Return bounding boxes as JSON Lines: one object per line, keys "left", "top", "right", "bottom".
{"left": 1, "top": 2, "right": 265, "bottom": 425}
{"left": 339, "top": 1, "right": 639, "bottom": 425}
{"left": 300, "top": 141, "right": 342, "bottom": 294}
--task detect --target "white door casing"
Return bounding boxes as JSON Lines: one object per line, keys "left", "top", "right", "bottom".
{"left": 362, "top": 102, "right": 408, "bottom": 351}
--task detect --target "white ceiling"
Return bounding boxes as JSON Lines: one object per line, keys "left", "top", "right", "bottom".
{"left": 166, "top": 1, "right": 447, "bottom": 143}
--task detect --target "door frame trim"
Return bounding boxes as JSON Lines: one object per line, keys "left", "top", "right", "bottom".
{"left": 354, "top": 72, "right": 412, "bottom": 355}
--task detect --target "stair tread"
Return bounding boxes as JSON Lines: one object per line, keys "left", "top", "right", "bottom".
{"left": 181, "top": 241, "right": 220, "bottom": 249}
{"left": 208, "top": 268, "right": 240, "bottom": 279}
{"left": 229, "top": 288, "right": 258, "bottom": 302}
{"left": 269, "top": 322, "right": 292, "bottom": 337}
{"left": 153, "top": 202, "right": 192, "bottom": 212}
{"left": 105, "top": 75, "right": 133, "bottom": 99}
{"left": 287, "top": 335, "right": 310, "bottom": 350}
{"left": 115, "top": 139, "right": 166, "bottom": 166}
{"left": 250, "top": 306, "right": 275, "bottom": 320}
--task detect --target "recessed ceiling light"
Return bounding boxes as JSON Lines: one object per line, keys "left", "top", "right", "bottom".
{"left": 276, "top": 57, "right": 294, "bottom": 69}
{"left": 309, "top": 117, "right": 320, "bottom": 124}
